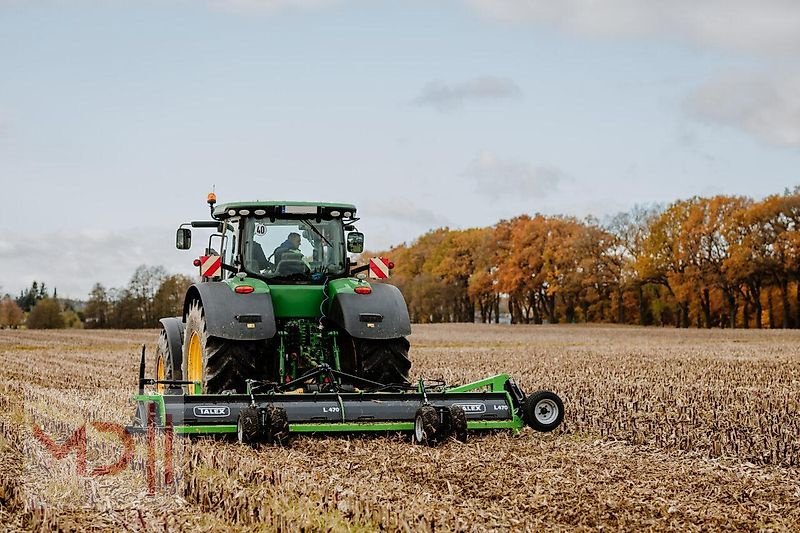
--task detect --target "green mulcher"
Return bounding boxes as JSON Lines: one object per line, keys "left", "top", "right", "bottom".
{"left": 127, "top": 194, "right": 564, "bottom": 446}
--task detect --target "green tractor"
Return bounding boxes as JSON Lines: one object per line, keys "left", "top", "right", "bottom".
{"left": 129, "top": 195, "right": 564, "bottom": 446}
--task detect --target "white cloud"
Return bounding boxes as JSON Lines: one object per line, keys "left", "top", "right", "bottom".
{"left": 464, "top": 151, "right": 563, "bottom": 199}
{"left": 686, "top": 73, "right": 800, "bottom": 148}
{"left": 0, "top": 228, "right": 199, "bottom": 299}
{"left": 412, "top": 76, "right": 522, "bottom": 112}
{"left": 361, "top": 198, "right": 451, "bottom": 228}
{"left": 465, "top": 0, "right": 800, "bottom": 55}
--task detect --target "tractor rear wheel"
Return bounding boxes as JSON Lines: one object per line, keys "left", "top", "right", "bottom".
{"left": 155, "top": 327, "right": 182, "bottom": 395}
{"left": 357, "top": 337, "right": 411, "bottom": 385}
{"left": 183, "top": 300, "right": 268, "bottom": 394}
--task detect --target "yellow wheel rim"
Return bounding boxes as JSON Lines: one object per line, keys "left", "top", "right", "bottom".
{"left": 187, "top": 331, "right": 203, "bottom": 395}
{"left": 156, "top": 355, "right": 165, "bottom": 395}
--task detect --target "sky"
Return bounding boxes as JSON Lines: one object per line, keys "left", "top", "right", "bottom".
{"left": 1, "top": 0, "right": 799, "bottom": 299}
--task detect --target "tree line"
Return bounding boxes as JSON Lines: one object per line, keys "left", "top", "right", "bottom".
{"left": 383, "top": 189, "right": 800, "bottom": 328}
{"left": 82, "top": 266, "right": 193, "bottom": 329}
{"left": 0, "top": 267, "right": 192, "bottom": 329}
{"left": 0, "top": 281, "right": 81, "bottom": 329}
{"left": 4, "top": 189, "right": 799, "bottom": 330}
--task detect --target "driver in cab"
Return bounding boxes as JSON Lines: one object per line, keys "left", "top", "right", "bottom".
{"left": 273, "top": 232, "right": 302, "bottom": 263}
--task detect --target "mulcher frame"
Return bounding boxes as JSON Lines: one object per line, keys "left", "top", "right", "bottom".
{"left": 129, "top": 347, "right": 526, "bottom": 436}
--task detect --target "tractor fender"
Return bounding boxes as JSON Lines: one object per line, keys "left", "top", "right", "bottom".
{"left": 328, "top": 283, "right": 411, "bottom": 340}
{"left": 183, "top": 282, "right": 278, "bottom": 341}
{"left": 159, "top": 316, "right": 185, "bottom": 372}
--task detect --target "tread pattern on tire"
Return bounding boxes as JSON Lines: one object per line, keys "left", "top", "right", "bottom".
{"left": 358, "top": 337, "right": 411, "bottom": 385}
{"left": 447, "top": 404, "right": 468, "bottom": 443}
{"left": 414, "top": 405, "right": 440, "bottom": 446}
{"left": 183, "top": 301, "right": 269, "bottom": 394}
{"left": 156, "top": 328, "right": 183, "bottom": 395}
{"left": 267, "top": 406, "right": 290, "bottom": 446}
{"left": 238, "top": 407, "right": 261, "bottom": 444}
{"left": 155, "top": 329, "right": 172, "bottom": 379}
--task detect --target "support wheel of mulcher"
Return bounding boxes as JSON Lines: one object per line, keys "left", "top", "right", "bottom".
{"left": 447, "top": 405, "right": 468, "bottom": 443}
{"left": 237, "top": 407, "right": 261, "bottom": 445}
{"left": 523, "top": 391, "right": 564, "bottom": 432}
{"left": 266, "top": 406, "right": 291, "bottom": 447}
{"left": 413, "top": 405, "right": 441, "bottom": 446}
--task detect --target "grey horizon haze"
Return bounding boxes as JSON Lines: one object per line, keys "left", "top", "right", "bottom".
{"left": 1, "top": 0, "right": 799, "bottom": 299}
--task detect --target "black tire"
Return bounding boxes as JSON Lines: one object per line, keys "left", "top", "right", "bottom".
{"left": 357, "top": 337, "right": 411, "bottom": 385}
{"left": 266, "top": 406, "right": 290, "bottom": 447}
{"left": 523, "top": 390, "right": 564, "bottom": 432}
{"left": 154, "top": 327, "right": 182, "bottom": 395}
{"left": 447, "top": 405, "right": 468, "bottom": 443}
{"left": 413, "top": 405, "right": 440, "bottom": 446}
{"left": 237, "top": 407, "right": 261, "bottom": 445}
{"left": 183, "top": 301, "right": 268, "bottom": 394}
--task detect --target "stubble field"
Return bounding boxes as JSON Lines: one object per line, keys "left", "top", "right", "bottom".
{"left": 1, "top": 325, "right": 799, "bottom": 531}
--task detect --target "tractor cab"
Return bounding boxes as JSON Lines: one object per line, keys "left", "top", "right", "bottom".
{"left": 240, "top": 215, "right": 346, "bottom": 282}
{"left": 177, "top": 197, "right": 364, "bottom": 285}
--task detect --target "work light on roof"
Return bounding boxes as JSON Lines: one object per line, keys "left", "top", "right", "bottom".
{"left": 283, "top": 205, "right": 318, "bottom": 215}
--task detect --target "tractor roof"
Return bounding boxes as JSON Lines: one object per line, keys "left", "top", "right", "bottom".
{"left": 213, "top": 201, "right": 357, "bottom": 220}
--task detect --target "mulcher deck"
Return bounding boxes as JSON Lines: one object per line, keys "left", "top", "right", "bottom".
{"left": 124, "top": 346, "right": 566, "bottom": 442}
{"left": 129, "top": 374, "right": 525, "bottom": 435}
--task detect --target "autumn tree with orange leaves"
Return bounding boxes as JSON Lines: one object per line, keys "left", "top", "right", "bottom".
{"left": 375, "top": 188, "right": 800, "bottom": 328}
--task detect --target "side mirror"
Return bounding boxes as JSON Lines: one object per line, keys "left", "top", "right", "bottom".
{"left": 176, "top": 228, "right": 192, "bottom": 250}
{"left": 347, "top": 232, "right": 364, "bottom": 254}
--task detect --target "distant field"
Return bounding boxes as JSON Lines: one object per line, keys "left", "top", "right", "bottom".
{"left": 1, "top": 325, "right": 799, "bottom": 530}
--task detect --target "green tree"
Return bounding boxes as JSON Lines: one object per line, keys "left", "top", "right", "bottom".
{"left": 16, "top": 280, "right": 48, "bottom": 312}
{"left": 109, "top": 289, "right": 142, "bottom": 328}
{"left": 84, "top": 283, "right": 111, "bottom": 328}
{"left": 61, "top": 308, "right": 83, "bottom": 328}
{"left": 153, "top": 274, "right": 194, "bottom": 321}
{"left": 27, "top": 298, "right": 65, "bottom": 329}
